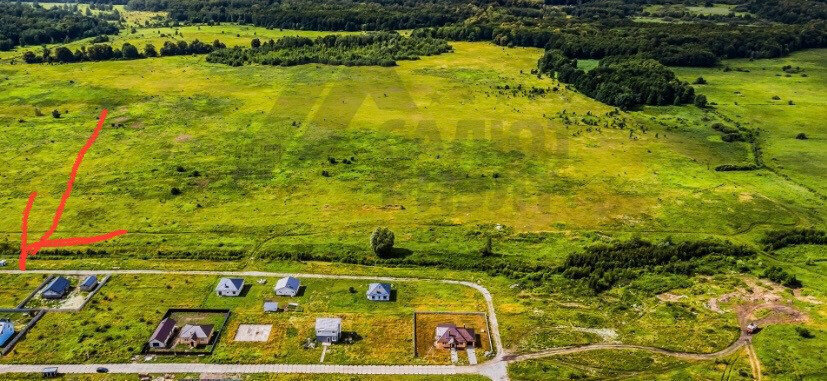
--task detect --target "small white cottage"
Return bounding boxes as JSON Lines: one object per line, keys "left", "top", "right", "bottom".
{"left": 366, "top": 283, "right": 391, "bottom": 301}
{"left": 274, "top": 276, "right": 300, "bottom": 297}
{"left": 215, "top": 278, "right": 244, "bottom": 297}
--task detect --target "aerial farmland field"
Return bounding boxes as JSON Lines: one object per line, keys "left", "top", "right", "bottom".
{"left": 0, "top": 0, "right": 824, "bottom": 380}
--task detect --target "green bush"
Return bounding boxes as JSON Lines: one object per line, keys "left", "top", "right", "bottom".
{"left": 370, "top": 227, "right": 395, "bottom": 256}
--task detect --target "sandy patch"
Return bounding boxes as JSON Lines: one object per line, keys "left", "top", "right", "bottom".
{"left": 234, "top": 324, "right": 272, "bottom": 342}
{"left": 175, "top": 134, "right": 193, "bottom": 142}
{"left": 657, "top": 293, "right": 687, "bottom": 302}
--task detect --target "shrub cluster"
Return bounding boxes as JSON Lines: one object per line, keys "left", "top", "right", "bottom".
{"left": 761, "top": 266, "right": 802, "bottom": 288}
{"left": 760, "top": 228, "right": 826, "bottom": 250}
{"left": 206, "top": 33, "right": 451, "bottom": 67}
{"left": 562, "top": 238, "right": 756, "bottom": 292}
{"left": 537, "top": 51, "right": 697, "bottom": 109}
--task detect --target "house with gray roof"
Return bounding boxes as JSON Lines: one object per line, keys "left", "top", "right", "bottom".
{"left": 274, "top": 276, "right": 300, "bottom": 297}
{"left": 177, "top": 324, "right": 213, "bottom": 348}
{"left": 263, "top": 301, "right": 279, "bottom": 312}
{"left": 366, "top": 283, "right": 391, "bottom": 301}
{"left": 215, "top": 277, "right": 244, "bottom": 297}
{"left": 42, "top": 276, "right": 70, "bottom": 299}
{"left": 315, "top": 317, "right": 342, "bottom": 343}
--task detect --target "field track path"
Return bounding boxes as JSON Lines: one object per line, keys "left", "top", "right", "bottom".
{"left": 0, "top": 269, "right": 751, "bottom": 380}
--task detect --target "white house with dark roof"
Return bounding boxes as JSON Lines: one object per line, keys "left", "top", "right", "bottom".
{"left": 216, "top": 277, "right": 244, "bottom": 297}
{"left": 315, "top": 317, "right": 342, "bottom": 343}
{"left": 274, "top": 276, "right": 300, "bottom": 297}
{"left": 366, "top": 283, "right": 391, "bottom": 301}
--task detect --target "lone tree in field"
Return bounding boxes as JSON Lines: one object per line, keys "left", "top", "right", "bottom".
{"left": 694, "top": 94, "right": 708, "bottom": 108}
{"left": 370, "top": 227, "right": 395, "bottom": 256}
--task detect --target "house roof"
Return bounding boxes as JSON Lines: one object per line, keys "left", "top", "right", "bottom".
{"left": 275, "top": 276, "right": 300, "bottom": 290}
{"left": 0, "top": 321, "right": 13, "bottom": 332}
{"left": 150, "top": 318, "right": 176, "bottom": 342}
{"left": 315, "top": 318, "right": 341, "bottom": 332}
{"left": 435, "top": 324, "right": 475, "bottom": 345}
{"left": 80, "top": 275, "right": 97, "bottom": 288}
{"left": 367, "top": 283, "right": 391, "bottom": 295}
{"left": 179, "top": 324, "right": 213, "bottom": 340}
{"left": 264, "top": 301, "right": 279, "bottom": 311}
{"left": 44, "top": 276, "right": 70, "bottom": 294}
{"left": 217, "top": 277, "right": 244, "bottom": 291}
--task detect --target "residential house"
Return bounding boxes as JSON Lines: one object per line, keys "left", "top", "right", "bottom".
{"left": 434, "top": 324, "right": 476, "bottom": 349}
{"left": 0, "top": 320, "right": 14, "bottom": 347}
{"left": 79, "top": 275, "right": 98, "bottom": 291}
{"left": 215, "top": 278, "right": 244, "bottom": 297}
{"left": 41, "top": 276, "right": 70, "bottom": 299}
{"left": 366, "top": 283, "right": 391, "bottom": 301}
{"left": 274, "top": 276, "right": 300, "bottom": 297}
{"left": 148, "top": 318, "right": 177, "bottom": 348}
{"left": 177, "top": 324, "right": 214, "bottom": 348}
{"left": 315, "top": 317, "right": 342, "bottom": 343}
{"left": 263, "top": 301, "right": 279, "bottom": 313}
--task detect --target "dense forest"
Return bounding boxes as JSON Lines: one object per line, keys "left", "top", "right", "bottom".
{"left": 413, "top": 20, "right": 826, "bottom": 67}
{"left": 126, "top": 0, "right": 482, "bottom": 30}
{"left": 737, "top": 0, "right": 827, "bottom": 24}
{"left": 206, "top": 33, "right": 451, "bottom": 67}
{"left": 537, "top": 50, "right": 696, "bottom": 109}
{"left": 0, "top": 2, "right": 118, "bottom": 50}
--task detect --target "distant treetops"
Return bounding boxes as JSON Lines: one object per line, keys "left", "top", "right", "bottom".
{"left": 23, "top": 32, "right": 453, "bottom": 68}
{"left": 205, "top": 32, "right": 452, "bottom": 67}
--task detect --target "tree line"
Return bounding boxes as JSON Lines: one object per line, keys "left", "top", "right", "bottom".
{"left": 412, "top": 20, "right": 826, "bottom": 67}
{"left": 760, "top": 228, "right": 826, "bottom": 251}
{"left": 537, "top": 50, "right": 697, "bottom": 109}
{"left": 0, "top": 2, "right": 118, "bottom": 51}
{"left": 23, "top": 39, "right": 226, "bottom": 64}
{"left": 126, "top": 0, "right": 480, "bottom": 31}
{"left": 562, "top": 238, "right": 756, "bottom": 292}
{"left": 205, "top": 33, "right": 452, "bottom": 67}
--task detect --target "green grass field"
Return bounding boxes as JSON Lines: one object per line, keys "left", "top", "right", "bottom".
{"left": 0, "top": 26, "right": 822, "bottom": 268}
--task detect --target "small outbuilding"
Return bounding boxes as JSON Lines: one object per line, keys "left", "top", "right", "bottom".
{"left": 275, "top": 276, "right": 300, "bottom": 297}
{"left": 434, "top": 324, "right": 476, "bottom": 349}
{"left": 745, "top": 322, "right": 759, "bottom": 334}
{"left": 148, "top": 318, "right": 177, "bottom": 348}
{"left": 263, "top": 301, "right": 279, "bottom": 312}
{"left": 79, "top": 275, "right": 98, "bottom": 291}
{"left": 315, "top": 317, "right": 342, "bottom": 343}
{"left": 0, "top": 320, "right": 15, "bottom": 347}
{"left": 366, "top": 283, "right": 391, "bottom": 301}
{"left": 215, "top": 277, "right": 244, "bottom": 297}
{"left": 42, "top": 276, "right": 70, "bottom": 299}
{"left": 42, "top": 367, "right": 59, "bottom": 378}
{"left": 178, "top": 324, "right": 213, "bottom": 348}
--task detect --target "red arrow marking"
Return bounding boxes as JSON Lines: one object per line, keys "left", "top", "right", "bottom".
{"left": 19, "top": 109, "right": 127, "bottom": 270}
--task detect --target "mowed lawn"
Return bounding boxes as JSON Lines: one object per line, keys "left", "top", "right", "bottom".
{"left": 0, "top": 26, "right": 821, "bottom": 267}
{"left": 0, "top": 274, "right": 487, "bottom": 364}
